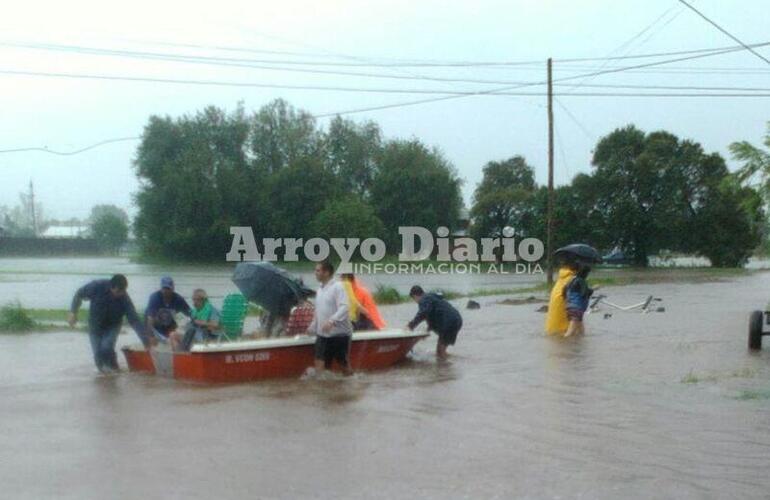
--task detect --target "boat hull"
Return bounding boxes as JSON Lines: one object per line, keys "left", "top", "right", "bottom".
{"left": 122, "top": 329, "right": 427, "bottom": 383}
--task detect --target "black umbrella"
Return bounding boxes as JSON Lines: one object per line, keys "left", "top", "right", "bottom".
{"left": 553, "top": 243, "right": 602, "bottom": 264}
{"left": 231, "top": 262, "right": 315, "bottom": 317}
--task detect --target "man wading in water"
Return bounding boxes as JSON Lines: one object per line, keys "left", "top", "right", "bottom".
{"left": 68, "top": 274, "right": 148, "bottom": 373}
{"left": 407, "top": 286, "right": 463, "bottom": 360}
{"left": 307, "top": 261, "right": 353, "bottom": 376}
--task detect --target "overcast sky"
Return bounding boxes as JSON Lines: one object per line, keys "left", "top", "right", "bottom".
{"left": 0, "top": 0, "right": 768, "bottom": 221}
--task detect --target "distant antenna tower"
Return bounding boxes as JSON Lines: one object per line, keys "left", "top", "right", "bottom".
{"left": 29, "top": 180, "right": 37, "bottom": 237}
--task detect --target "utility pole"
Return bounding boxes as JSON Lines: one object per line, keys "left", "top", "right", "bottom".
{"left": 546, "top": 58, "right": 554, "bottom": 287}
{"left": 29, "top": 180, "right": 37, "bottom": 237}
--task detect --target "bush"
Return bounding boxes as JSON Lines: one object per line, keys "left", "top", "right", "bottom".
{"left": 374, "top": 285, "right": 403, "bottom": 305}
{"left": 0, "top": 302, "right": 37, "bottom": 332}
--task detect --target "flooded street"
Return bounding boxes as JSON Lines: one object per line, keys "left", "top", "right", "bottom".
{"left": 2, "top": 269, "right": 770, "bottom": 499}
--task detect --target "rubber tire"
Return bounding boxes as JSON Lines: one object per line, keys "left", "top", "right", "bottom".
{"left": 749, "top": 310, "right": 764, "bottom": 350}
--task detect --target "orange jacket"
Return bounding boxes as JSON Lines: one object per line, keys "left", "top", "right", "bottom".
{"left": 351, "top": 279, "right": 386, "bottom": 330}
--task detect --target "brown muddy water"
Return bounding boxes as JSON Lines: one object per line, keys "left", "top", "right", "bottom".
{"left": 2, "top": 265, "right": 770, "bottom": 498}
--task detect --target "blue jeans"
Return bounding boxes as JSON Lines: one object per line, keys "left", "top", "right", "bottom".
{"left": 88, "top": 325, "right": 121, "bottom": 370}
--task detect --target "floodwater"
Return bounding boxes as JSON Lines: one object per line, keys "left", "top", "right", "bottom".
{"left": 2, "top": 264, "right": 770, "bottom": 498}
{"left": 0, "top": 257, "right": 543, "bottom": 309}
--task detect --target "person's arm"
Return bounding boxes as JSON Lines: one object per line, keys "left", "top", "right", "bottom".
{"left": 144, "top": 293, "right": 158, "bottom": 331}
{"left": 124, "top": 295, "right": 150, "bottom": 347}
{"left": 177, "top": 295, "right": 192, "bottom": 318}
{"left": 68, "top": 281, "right": 96, "bottom": 327}
{"left": 307, "top": 313, "right": 318, "bottom": 336}
{"left": 205, "top": 308, "right": 220, "bottom": 331}
{"left": 324, "top": 285, "right": 350, "bottom": 331}
{"left": 408, "top": 297, "right": 433, "bottom": 330}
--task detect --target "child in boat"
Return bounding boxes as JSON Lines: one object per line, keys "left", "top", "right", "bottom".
{"left": 564, "top": 263, "right": 594, "bottom": 337}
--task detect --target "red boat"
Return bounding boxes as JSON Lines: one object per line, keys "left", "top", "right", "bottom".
{"left": 122, "top": 329, "right": 427, "bottom": 383}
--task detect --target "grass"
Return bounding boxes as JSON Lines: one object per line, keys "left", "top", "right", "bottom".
{"left": 374, "top": 285, "right": 404, "bottom": 305}
{"left": 735, "top": 389, "right": 770, "bottom": 401}
{"left": 0, "top": 302, "right": 38, "bottom": 333}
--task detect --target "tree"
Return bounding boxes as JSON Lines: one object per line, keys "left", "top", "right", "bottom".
{"left": 308, "top": 196, "right": 386, "bottom": 243}
{"left": 324, "top": 116, "right": 382, "bottom": 198}
{"left": 89, "top": 205, "right": 128, "bottom": 226}
{"left": 591, "top": 126, "right": 719, "bottom": 265}
{"left": 266, "top": 157, "right": 344, "bottom": 239}
{"left": 91, "top": 213, "right": 128, "bottom": 254}
{"left": 470, "top": 156, "right": 537, "bottom": 243}
{"left": 370, "top": 140, "right": 463, "bottom": 247}
{"left": 730, "top": 122, "right": 770, "bottom": 202}
{"left": 133, "top": 105, "right": 253, "bottom": 260}
{"left": 691, "top": 177, "right": 763, "bottom": 267}
{"left": 250, "top": 99, "right": 322, "bottom": 174}
{"left": 528, "top": 173, "right": 610, "bottom": 253}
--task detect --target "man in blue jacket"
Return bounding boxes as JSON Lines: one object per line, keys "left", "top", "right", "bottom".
{"left": 145, "top": 276, "right": 191, "bottom": 347}
{"left": 407, "top": 285, "right": 463, "bottom": 360}
{"left": 68, "top": 274, "right": 148, "bottom": 373}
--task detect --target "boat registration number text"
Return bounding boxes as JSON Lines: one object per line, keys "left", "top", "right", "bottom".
{"left": 225, "top": 352, "right": 271, "bottom": 364}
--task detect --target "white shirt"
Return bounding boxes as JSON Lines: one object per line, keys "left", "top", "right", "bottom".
{"left": 308, "top": 279, "right": 352, "bottom": 337}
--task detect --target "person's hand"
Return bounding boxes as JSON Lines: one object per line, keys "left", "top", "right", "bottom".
{"left": 67, "top": 312, "right": 77, "bottom": 328}
{"left": 322, "top": 320, "right": 333, "bottom": 333}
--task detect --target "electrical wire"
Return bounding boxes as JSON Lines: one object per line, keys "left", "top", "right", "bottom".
{"left": 677, "top": 0, "right": 770, "bottom": 65}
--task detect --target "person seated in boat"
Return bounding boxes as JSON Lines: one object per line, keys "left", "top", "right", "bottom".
{"left": 340, "top": 273, "right": 385, "bottom": 331}
{"left": 171, "top": 288, "right": 221, "bottom": 350}
{"left": 407, "top": 285, "right": 462, "bottom": 360}
{"left": 145, "top": 276, "right": 191, "bottom": 347}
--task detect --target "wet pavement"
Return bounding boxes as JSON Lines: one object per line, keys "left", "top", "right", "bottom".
{"left": 2, "top": 269, "right": 770, "bottom": 498}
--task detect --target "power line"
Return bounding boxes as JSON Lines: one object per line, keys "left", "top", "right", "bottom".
{"left": 678, "top": 0, "right": 770, "bottom": 66}
{"left": 0, "top": 136, "right": 139, "bottom": 155}
{"left": 3, "top": 68, "right": 769, "bottom": 95}
{"left": 3, "top": 39, "right": 770, "bottom": 70}
{"left": 554, "top": 98, "right": 595, "bottom": 141}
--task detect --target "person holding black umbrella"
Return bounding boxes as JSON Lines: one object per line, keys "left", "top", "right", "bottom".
{"left": 545, "top": 244, "right": 600, "bottom": 337}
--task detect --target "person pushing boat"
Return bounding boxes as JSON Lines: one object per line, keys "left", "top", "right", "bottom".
{"left": 68, "top": 274, "right": 148, "bottom": 373}
{"left": 406, "top": 286, "right": 462, "bottom": 360}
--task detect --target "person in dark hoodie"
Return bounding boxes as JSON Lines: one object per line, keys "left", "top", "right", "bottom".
{"left": 406, "top": 285, "right": 463, "bottom": 360}
{"left": 68, "top": 274, "right": 148, "bottom": 373}
{"left": 563, "top": 263, "right": 594, "bottom": 337}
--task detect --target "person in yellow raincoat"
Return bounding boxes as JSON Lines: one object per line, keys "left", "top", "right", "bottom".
{"left": 545, "top": 265, "right": 577, "bottom": 336}
{"left": 340, "top": 273, "right": 386, "bottom": 330}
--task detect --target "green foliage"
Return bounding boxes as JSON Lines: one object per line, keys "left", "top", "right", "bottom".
{"left": 89, "top": 204, "right": 128, "bottom": 226}
{"left": 470, "top": 156, "right": 537, "bottom": 244}
{"left": 370, "top": 140, "right": 463, "bottom": 247}
{"left": 0, "top": 301, "right": 36, "bottom": 332}
{"left": 730, "top": 122, "right": 770, "bottom": 199}
{"left": 133, "top": 104, "right": 254, "bottom": 260}
{"left": 690, "top": 176, "right": 763, "bottom": 267}
{"left": 91, "top": 212, "right": 128, "bottom": 254}
{"left": 132, "top": 100, "right": 465, "bottom": 262}
{"left": 250, "top": 99, "right": 322, "bottom": 173}
{"left": 308, "top": 196, "right": 386, "bottom": 243}
{"left": 587, "top": 125, "right": 753, "bottom": 266}
{"left": 373, "top": 285, "right": 403, "bottom": 305}
{"left": 324, "top": 116, "right": 382, "bottom": 197}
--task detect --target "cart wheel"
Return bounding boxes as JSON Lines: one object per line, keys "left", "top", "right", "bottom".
{"left": 749, "top": 310, "right": 764, "bottom": 350}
